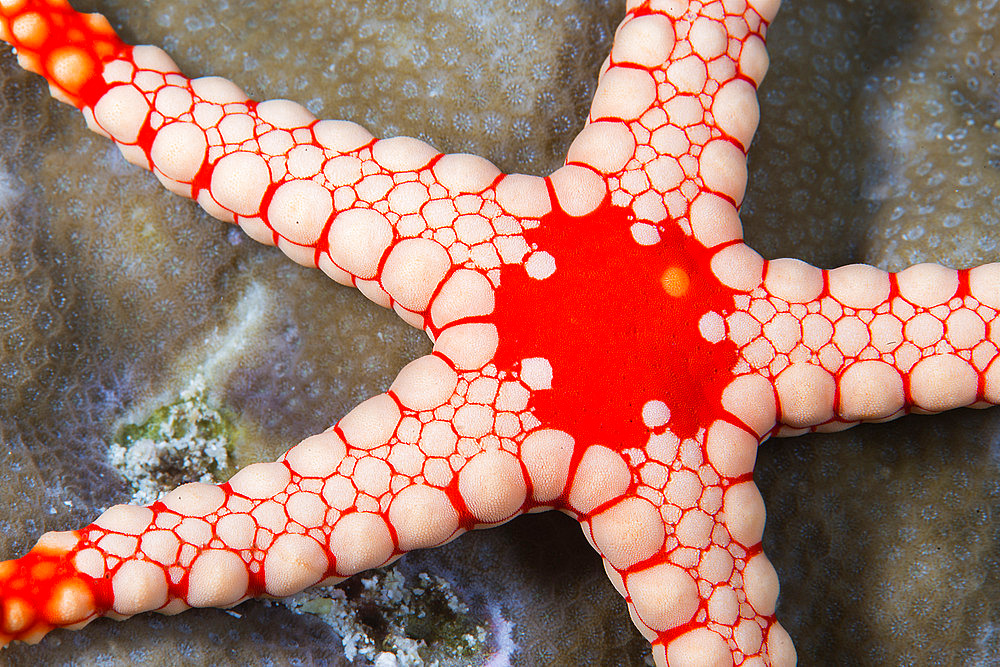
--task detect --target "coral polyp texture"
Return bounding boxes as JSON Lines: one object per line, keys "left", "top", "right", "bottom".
{"left": 2, "top": 0, "right": 1000, "bottom": 664}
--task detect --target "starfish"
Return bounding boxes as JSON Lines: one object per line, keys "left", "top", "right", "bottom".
{"left": 1, "top": 0, "right": 999, "bottom": 664}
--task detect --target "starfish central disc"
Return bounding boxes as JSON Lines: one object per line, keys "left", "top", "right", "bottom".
{"left": 494, "top": 202, "right": 740, "bottom": 450}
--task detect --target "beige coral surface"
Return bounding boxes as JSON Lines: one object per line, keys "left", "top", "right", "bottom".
{"left": 0, "top": 0, "right": 999, "bottom": 664}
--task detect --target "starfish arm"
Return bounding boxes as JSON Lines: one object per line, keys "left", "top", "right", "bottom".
{"left": 0, "top": 0, "right": 557, "bottom": 331}
{"left": 554, "top": 0, "right": 778, "bottom": 244}
{"left": 0, "top": 342, "right": 567, "bottom": 647}
{"left": 0, "top": 0, "right": 127, "bottom": 108}
{"left": 723, "top": 257, "right": 1000, "bottom": 434}
{"left": 577, "top": 425, "right": 796, "bottom": 667}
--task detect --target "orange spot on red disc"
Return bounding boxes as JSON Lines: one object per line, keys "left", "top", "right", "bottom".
{"left": 661, "top": 266, "right": 690, "bottom": 297}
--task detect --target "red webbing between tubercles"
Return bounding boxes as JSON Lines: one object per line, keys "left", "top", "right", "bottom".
{"left": 0, "top": 0, "right": 128, "bottom": 108}
{"left": 0, "top": 541, "right": 111, "bottom": 644}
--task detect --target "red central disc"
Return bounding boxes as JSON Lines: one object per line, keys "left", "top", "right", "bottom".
{"left": 493, "top": 202, "right": 739, "bottom": 451}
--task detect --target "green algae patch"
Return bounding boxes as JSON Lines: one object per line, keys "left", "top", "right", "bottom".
{"left": 287, "top": 568, "right": 490, "bottom": 666}
{"left": 109, "top": 378, "right": 235, "bottom": 504}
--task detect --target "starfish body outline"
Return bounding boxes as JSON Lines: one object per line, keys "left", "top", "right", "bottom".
{"left": 1, "top": 0, "right": 999, "bottom": 663}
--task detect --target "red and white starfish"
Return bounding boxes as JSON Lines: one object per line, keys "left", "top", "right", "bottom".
{"left": 1, "top": 0, "right": 998, "bottom": 664}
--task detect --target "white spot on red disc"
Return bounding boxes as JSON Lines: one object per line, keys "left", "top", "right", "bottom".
{"left": 525, "top": 251, "right": 556, "bottom": 280}
{"left": 630, "top": 222, "right": 661, "bottom": 246}
{"left": 698, "top": 312, "right": 725, "bottom": 343}
{"left": 641, "top": 400, "right": 670, "bottom": 428}
{"left": 521, "top": 357, "right": 553, "bottom": 391}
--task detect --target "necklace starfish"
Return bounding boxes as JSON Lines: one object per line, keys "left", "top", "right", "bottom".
{"left": 1, "top": 0, "right": 1000, "bottom": 665}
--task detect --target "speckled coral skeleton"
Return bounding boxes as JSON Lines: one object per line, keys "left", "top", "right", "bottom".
{"left": 2, "top": 0, "right": 1000, "bottom": 665}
